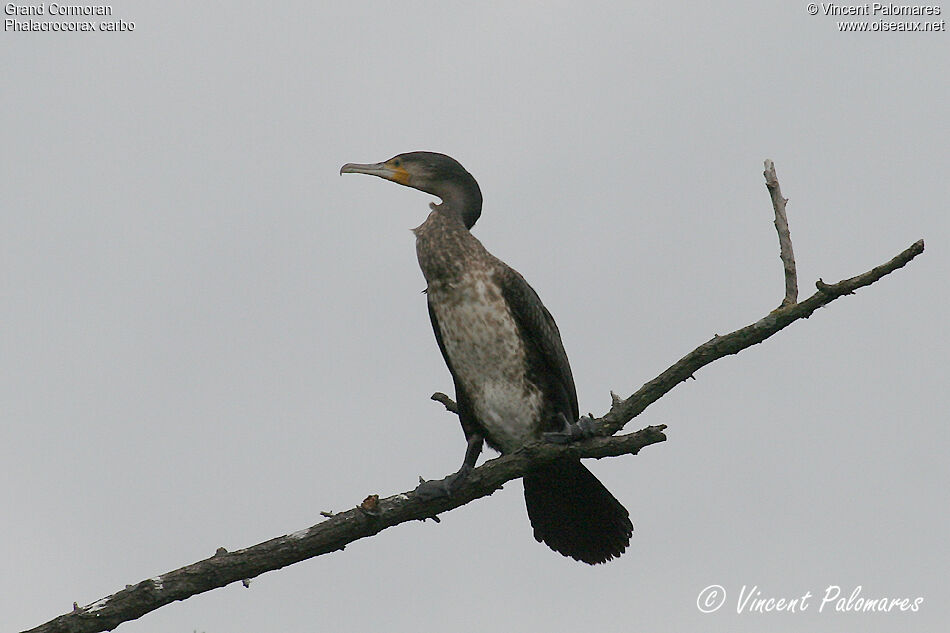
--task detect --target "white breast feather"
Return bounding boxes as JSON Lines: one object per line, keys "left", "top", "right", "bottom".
{"left": 431, "top": 269, "right": 542, "bottom": 452}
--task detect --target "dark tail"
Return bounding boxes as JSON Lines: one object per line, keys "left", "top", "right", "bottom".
{"left": 523, "top": 459, "right": 632, "bottom": 564}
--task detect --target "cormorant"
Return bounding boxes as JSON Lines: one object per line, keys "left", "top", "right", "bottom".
{"left": 340, "top": 152, "right": 632, "bottom": 564}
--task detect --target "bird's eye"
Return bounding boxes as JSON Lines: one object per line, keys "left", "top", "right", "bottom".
{"left": 393, "top": 159, "right": 401, "bottom": 167}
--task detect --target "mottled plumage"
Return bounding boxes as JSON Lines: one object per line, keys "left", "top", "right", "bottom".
{"left": 416, "top": 211, "right": 546, "bottom": 452}
{"left": 341, "top": 151, "right": 632, "bottom": 564}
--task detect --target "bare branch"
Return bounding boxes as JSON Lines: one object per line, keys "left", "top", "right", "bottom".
{"left": 430, "top": 391, "right": 458, "bottom": 413}
{"left": 22, "top": 159, "right": 927, "bottom": 633}
{"left": 23, "top": 426, "right": 668, "bottom": 633}
{"left": 764, "top": 159, "right": 798, "bottom": 307}
{"left": 598, "top": 239, "right": 924, "bottom": 436}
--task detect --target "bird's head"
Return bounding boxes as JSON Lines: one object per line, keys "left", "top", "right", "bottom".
{"left": 341, "top": 151, "right": 482, "bottom": 229}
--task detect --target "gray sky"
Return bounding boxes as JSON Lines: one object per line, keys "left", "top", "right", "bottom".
{"left": 3, "top": 2, "right": 947, "bottom": 632}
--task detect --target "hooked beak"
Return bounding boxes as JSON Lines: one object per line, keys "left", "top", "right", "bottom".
{"left": 340, "top": 161, "right": 411, "bottom": 186}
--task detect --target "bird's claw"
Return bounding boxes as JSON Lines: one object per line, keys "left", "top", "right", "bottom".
{"left": 414, "top": 464, "right": 473, "bottom": 500}
{"left": 543, "top": 415, "right": 598, "bottom": 444}
{"left": 414, "top": 478, "right": 453, "bottom": 501}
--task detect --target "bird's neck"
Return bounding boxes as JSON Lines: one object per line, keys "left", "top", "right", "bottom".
{"left": 434, "top": 181, "right": 482, "bottom": 229}
{"left": 413, "top": 209, "right": 488, "bottom": 285}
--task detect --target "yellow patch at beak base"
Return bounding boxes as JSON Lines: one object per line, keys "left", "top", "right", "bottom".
{"left": 386, "top": 163, "right": 411, "bottom": 186}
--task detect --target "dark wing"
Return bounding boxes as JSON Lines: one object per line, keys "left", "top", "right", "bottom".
{"left": 427, "top": 297, "right": 483, "bottom": 441}
{"left": 497, "top": 265, "right": 579, "bottom": 426}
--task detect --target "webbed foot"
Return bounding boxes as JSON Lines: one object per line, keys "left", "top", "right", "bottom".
{"left": 543, "top": 414, "right": 598, "bottom": 444}
{"left": 414, "top": 463, "right": 473, "bottom": 500}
